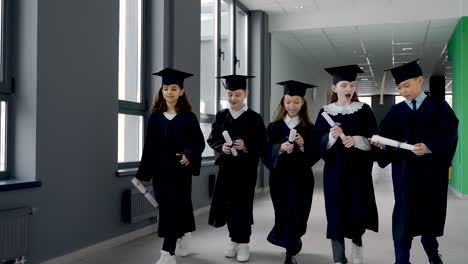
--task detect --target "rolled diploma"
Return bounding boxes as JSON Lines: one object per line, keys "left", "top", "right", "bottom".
{"left": 287, "top": 129, "right": 296, "bottom": 153}
{"left": 371, "top": 135, "right": 415, "bottom": 151}
{"left": 131, "top": 177, "right": 158, "bottom": 208}
{"left": 321, "top": 112, "right": 346, "bottom": 140}
{"left": 222, "top": 130, "right": 238, "bottom": 156}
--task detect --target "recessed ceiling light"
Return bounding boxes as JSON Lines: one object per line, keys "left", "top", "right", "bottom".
{"left": 296, "top": 5, "right": 304, "bottom": 8}
{"left": 361, "top": 78, "right": 369, "bottom": 81}
{"left": 402, "top": 47, "right": 413, "bottom": 51}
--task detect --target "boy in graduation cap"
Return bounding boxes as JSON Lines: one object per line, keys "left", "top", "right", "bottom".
{"left": 207, "top": 74, "right": 267, "bottom": 262}
{"left": 262, "top": 80, "right": 321, "bottom": 264}
{"left": 315, "top": 65, "right": 379, "bottom": 264}
{"left": 135, "top": 68, "right": 205, "bottom": 264}
{"left": 370, "top": 60, "right": 458, "bottom": 264}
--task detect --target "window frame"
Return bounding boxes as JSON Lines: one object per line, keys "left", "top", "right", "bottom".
{"left": 200, "top": 0, "right": 250, "bottom": 159}
{"left": 0, "top": 0, "right": 12, "bottom": 180}
{"left": 117, "top": 0, "right": 147, "bottom": 171}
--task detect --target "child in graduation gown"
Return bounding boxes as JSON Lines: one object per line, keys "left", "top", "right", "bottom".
{"left": 370, "top": 60, "right": 458, "bottom": 264}
{"left": 262, "top": 80, "right": 321, "bottom": 264}
{"left": 315, "top": 65, "right": 379, "bottom": 264}
{"left": 135, "top": 68, "right": 205, "bottom": 264}
{"left": 207, "top": 75, "right": 267, "bottom": 263}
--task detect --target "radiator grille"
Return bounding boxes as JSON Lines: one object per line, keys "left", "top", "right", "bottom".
{"left": 0, "top": 208, "right": 32, "bottom": 262}
{"left": 122, "top": 185, "right": 158, "bottom": 224}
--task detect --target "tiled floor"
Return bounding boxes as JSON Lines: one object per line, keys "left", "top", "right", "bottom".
{"left": 68, "top": 163, "right": 468, "bottom": 264}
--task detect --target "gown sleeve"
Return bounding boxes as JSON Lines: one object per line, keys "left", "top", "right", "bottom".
{"left": 183, "top": 112, "right": 206, "bottom": 176}
{"left": 242, "top": 114, "right": 267, "bottom": 159}
{"left": 304, "top": 123, "right": 322, "bottom": 166}
{"left": 315, "top": 108, "right": 333, "bottom": 160}
{"left": 207, "top": 111, "right": 225, "bottom": 154}
{"left": 135, "top": 114, "right": 158, "bottom": 182}
{"left": 423, "top": 100, "right": 459, "bottom": 167}
{"left": 262, "top": 123, "right": 282, "bottom": 171}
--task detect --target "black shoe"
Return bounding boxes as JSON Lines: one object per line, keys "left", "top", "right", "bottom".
{"left": 284, "top": 254, "right": 298, "bottom": 264}
{"left": 428, "top": 254, "right": 443, "bottom": 264}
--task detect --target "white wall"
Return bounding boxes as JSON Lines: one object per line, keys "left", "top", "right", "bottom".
{"left": 463, "top": 0, "right": 468, "bottom": 16}
{"left": 270, "top": 38, "right": 329, "bottom": 123}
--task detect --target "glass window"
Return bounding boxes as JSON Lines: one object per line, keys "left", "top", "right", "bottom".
{"left": 118, "top": 114, "right": 143, "bottom": 163}
{"left": 0, "top": 0, "right": 10, "bottom": 179}
{"left": 0, "top": 0, "right": 4, "bottom": 82}
{"left": 219, "top": 0, "right": 233, "bottom": 107}
{"left": 118, "top": 0, "right": 146, "bottom": 167}
{"left": 0, "top": 100, "right": 6, "bottom": 172}
{"left": 235, "top": 7, "right": 248, "bottom": 75}
{"left": 119, "top": 0, "right": 143, "bottom": 103}
{"left": 200, "top": 0, "right": 216, "bottom": 115}
{"left": 200, "top": 0, "right": 249, "bottom": 158}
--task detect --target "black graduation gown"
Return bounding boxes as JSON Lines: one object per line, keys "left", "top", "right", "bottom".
{"left": 262, "top": 120, "right": 320, "bottom": 250}
{"left": 378, "top": 96, "right": 458, "bottom": 241}
{"left": 207, "top": 108, "right": 267, "bottom": 228}
{"left": 136, "top": 111, "right": 205, "bottom": 239}
{"left": 315, "top": 103, "right": 379, "bottom": 240}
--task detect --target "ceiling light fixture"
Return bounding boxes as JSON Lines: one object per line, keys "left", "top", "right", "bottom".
{"left": 296, "top": 5, "right": 304, "bottom": 8}
{"left": 402, "top": 47, "right": 413, "bottom": 51}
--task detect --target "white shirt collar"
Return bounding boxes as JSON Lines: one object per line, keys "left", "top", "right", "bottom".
{"left": 163, "top": 112, "right": 177, "bottom": 120}
{"left": 404, "top": 92, "right": 427, "bottom": 110}
{"left": 284, "top": 114, "right": 300, "bottom": 129}
{"left": 323, "top": 102, "right": 364, "bottom": 116}
{"left": 229, "top": 104, "right": 248, "bottom": 119}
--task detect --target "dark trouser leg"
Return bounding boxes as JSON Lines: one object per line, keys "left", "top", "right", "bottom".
{"left": 331, "top": 238, "right": 348, "bottom": 264}
{"left": 286, "top": 238, "right": 303, "bottom": 256}
{"left": 421, "top": 236, "right": 440, "bottom": 262}
{"left": 352, "top": 236, "right": 363, "bottom": 247}
{"left": 226, "top": 207, "right": 251, "bottom": 244}
{"left": 394, "top": 239, "right": 412, "bottom": 264}
{"left": 162, "top": 237, "right": 178, "bottom": 255}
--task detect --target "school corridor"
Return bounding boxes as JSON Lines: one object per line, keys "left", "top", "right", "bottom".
{"left": 2, "top": 0, "right": 468, "bottom": 263}
{"left": 59, "top": 162, "right": 468, "bottom": 264}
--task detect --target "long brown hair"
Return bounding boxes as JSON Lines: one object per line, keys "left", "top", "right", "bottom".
{"left": 151, "top": 86, "right": 192, "bottom": 113}
{"left": 273, "top": 96, "right": 312, "bottom": 126}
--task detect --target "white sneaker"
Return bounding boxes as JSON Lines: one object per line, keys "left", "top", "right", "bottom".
{"left": 155, "top": 250, "right": 176, "bottom": 264}
{"left": 175, "top": 232, "right": 191, "bottom": 257}
{"left": 351, "top": 243, "right": 363, "bottom": 264}
{"left": 236, "top": 243, "right": 250, "bottom": 262}
{"left": 224, "top": 241, "right": 238, "bottom": 258}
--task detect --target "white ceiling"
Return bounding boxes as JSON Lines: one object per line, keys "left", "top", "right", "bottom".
{"left": 240, "top": 0, "right": 461, "bottom": 95}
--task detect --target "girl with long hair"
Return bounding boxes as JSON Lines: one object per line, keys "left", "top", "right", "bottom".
{"left": 136, "top": 68, "right": 205, "bottom": 264}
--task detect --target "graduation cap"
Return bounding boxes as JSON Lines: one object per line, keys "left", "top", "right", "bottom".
{"left": 324, "top": 64, "right": 364, "bottom": 84}
{"left": 152, "top": 68, "right": 194, "bottom": 88}
{"left": 277, "top": 80, "right": 317, "bottom": 97}
{"left": 385, "top": 59, "right": 423, "bottom": 86}
{"left": 217, "top": 75, "right": 255, "bottom": 91}
{"left": 378, "top": 59, "right": 423, "bottom": 105}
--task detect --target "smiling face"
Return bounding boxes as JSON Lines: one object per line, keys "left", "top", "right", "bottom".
{"left": 396, "top": 76, "right": 424, "bottom": 100}
{"left": 162, "top": 84, "right": 184, "bottom": 104}
{"left": 227, "top": 89, "right": 248, "bottom": 111}
{"left": 332, "top": 80, "right": 357, "bottom": 105}
{"left": 283, "top": 95, "right": 304, "bottom": 118}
